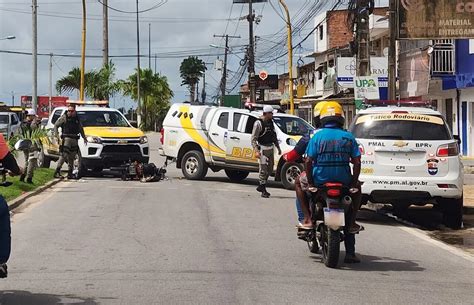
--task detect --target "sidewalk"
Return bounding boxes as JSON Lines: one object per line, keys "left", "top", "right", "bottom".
{"left": 465, "top": 185, "right": 474, "bottom": 208}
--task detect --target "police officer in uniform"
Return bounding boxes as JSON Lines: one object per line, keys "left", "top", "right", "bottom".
{"left": 251, "top": 105, "right": 281, "bottom": 198}
{"left": 19, "top": 109, "right": 40, "bottom": 184}
{"left": 53, "top": 104, "right": 87, "bottom": 179}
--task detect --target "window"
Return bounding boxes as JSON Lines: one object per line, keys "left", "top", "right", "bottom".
{"left": 0, "top": 115, "right": 8, "bottom": 124}
{"left": 77, "top": 111, "right": 130, "bottom": 127}
{"left": 351, "top": 115, "right": 451, "bottom": 141}
{"left": 233, "top": 113, "right": 242, "bottom": 131}
{"left": 217, "top": 112, "right": 229, "bottom": 129}
{"left": 244, "top": 115, "right": 257, "bottom": 134}
{"left": 51, "top": 110, "right": 63, "bottom": 124}
{"left": 319, "top": 25, "right": 324, "bottom": 41}
{"left": 273, "top": 116, "right": 314, "bottom": 136}
{"left": 11, "top": 114, "right": 19, "bottom": 125}
{"left": 445, "top": 99, "right": 453, "bottom": 132}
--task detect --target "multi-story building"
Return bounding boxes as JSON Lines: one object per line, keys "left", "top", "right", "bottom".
{"left": 400, "top": 39, "right": 474, "bottom": 156}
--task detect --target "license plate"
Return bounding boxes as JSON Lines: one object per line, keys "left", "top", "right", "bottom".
{"left": 323, "top": 208, "right": 345, "bottom": 227}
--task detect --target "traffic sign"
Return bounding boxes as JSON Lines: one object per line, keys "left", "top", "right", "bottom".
{"left": 259, "top": 70, "right": 268, "bottom": 81}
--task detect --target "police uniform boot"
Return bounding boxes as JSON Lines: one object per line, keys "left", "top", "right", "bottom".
{"left": 19, "top": 174, "right": 25, "bottom": 182}
{"left": 67, "top": 169, "right": 75, "bottom": 180}
{"left": 54, "top": 169, "right": 62, "bottom": 179}
{"left": 256, "top": 184, "right": 265, "bottom": 193}
{"left": 261, "top": 185, "right": 271, "bottom": 198}
{"left": 26, "top": 177, "right": 33, "bottom": 184}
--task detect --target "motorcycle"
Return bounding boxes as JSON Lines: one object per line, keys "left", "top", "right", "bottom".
{"left": 301, "top": 183, "right": 357, "bottom": 268}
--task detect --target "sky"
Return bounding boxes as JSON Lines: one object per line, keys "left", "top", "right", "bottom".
{"left": 0, "top": 0, "right": 388, "bottom": 109}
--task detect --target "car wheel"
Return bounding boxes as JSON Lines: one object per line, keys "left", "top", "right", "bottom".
{"left": 281, "top": 162, "right": 304, "bottom": 190}
{"left": 440, "top": 197, "right": 463, "bottom": 229}
{"left": 181, "top": 150, "right": 208, "bottom": 180}
{"left": 225, "top": 169, "right": 249, "bottom": 182}
{"left": 38, "top": 147, "right": 51, "bottom": 168}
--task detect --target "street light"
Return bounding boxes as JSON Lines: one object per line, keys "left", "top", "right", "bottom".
{"left": 0, "top": 35, "right": 16, "bottom": 41}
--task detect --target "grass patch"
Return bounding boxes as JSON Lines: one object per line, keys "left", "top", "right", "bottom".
{"left": 0, "top": 168, "right": 55, "bottom": 202}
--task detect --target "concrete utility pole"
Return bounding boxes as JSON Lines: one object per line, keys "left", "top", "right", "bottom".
{"left": 11, "top": 91, "right": 14, "bottom": 107}
{"left": 213, "top": 34, "right": 241, "bottom": 106}
{"left": 102, "top": 0, "right": 109, "bottom": 66}
{"left": 136, "top": 0, "right": 142, "bottom": 127}
{"left": 148, "top": 23, "right": 152, "bottom": 70}
{"left": 49, "top": 53, "right": 53, "bottom": 114}
{"left": 278, "top": 0, "right": 295, "bottom": 115}
{"left": 356, "top": 0, "right": 371, "bottom": 77}
{"left": 388, "top": 0, "right": 397, "bottom": 100}
{"left": 32, "top": 0, "right": 38, "bottom": 111}
{"left": 248, "top": 0, "right": 256, "bottom": 104}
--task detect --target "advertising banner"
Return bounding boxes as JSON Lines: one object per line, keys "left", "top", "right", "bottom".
{"left": 354, "top": 76, "right": 381, "bottom": 100}
{"left": 399, "top": 49, "right": 431, "bottom": 98}
{"left": 336, "top": 57, "right": 388, "bottom": 88}
{"left": 398, "top": 0, "right": 474, "bottom": 39}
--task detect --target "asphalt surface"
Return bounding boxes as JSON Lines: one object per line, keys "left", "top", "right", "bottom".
{"left": 2, "top": 134, "right": 474, "bottom": 305}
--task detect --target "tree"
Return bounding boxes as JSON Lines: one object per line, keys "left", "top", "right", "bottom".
{"left": 179, "top": 56, "right": 206, "bottom": 102}
{"left": 120, "top": 68, "right": 173, "bottom": 131}
{"left": 56, "top": 61, "right": 119, "bottom": 100}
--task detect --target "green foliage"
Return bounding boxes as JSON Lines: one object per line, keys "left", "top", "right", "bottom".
{"left": 8, "top": 126, "right": 50, "bottom": 155}
{"left": 120, "top": 68, "right": 174, "bottom": 131}
{"left": 56, "top": 61, "right": 119, "bottom": 101}
{"left": 0, "top": 168, "right": 55, "bottom": 202}
{"left": 179, "top": 56, "right": 207, "bottom": 102}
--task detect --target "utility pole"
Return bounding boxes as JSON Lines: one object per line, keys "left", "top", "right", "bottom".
{"left": 154, "top": 54, "right": 157, "bottom": 73}
{"left": 49, "top": 53, "right": 53, "bottom": 114}
{"left": 148, "top": 23, "right": 152, "bottom": 70}
{"left": 11, "top": 91, "right": 14, "bottom": 107}
{"left": 214, "top": 34, "right": 241, "bottom": 106}
{"left": 356, "top": 0, "right": 371, "bottom": 77}
{"left": 102, "top": 0, "right": 109, "bottom": 66}
{"left": 136, "top": 0, "right": 142, "bottom": 127}
{"left": 202, "top": 72, "right": 206, "bottom": 104}
{"left": 279, "top": 0, "right": 295, "bottom": 115}
{"left": 32, "top": 0, "right": 38, "bottom": 111}
{"left": 80, "top": 0, "right": 87, "bottom": 101}
{"left": 388, "top": 0, "right": 397, "bottom": 100}
{"left": 248, "top": 0, "right": 256, "bottom": 104}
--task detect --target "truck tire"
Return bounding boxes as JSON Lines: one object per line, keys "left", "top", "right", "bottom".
{"left": 281, "top": 162, "right": 303, "bottom": 190}
{"left": 440, "top": 197, "right": 463, "bottom": 229}
{"left": 181, "top": 150, "right": 208, "bottom": 180}
{"left": 225, "top": 169, "right": 249, "bottom": 182}
{"left": 38, "top": 148, "right": 51, "bottom": 168}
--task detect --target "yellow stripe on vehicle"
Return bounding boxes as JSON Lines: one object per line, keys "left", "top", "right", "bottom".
{"left": 179, "top": 105, "right": 225, "bottom": 155}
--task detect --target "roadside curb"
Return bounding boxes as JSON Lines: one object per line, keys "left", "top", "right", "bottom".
{"left": 464, "top": 206, "right": 474, "bottom": 215}
{"left": 7, "top": 179, "right": 62, "bottom": 211}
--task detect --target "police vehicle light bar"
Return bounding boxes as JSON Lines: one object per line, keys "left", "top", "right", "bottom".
{"left": 363, "top": 99, "right": 434, "bottom": 108}
{"left": 67, "top": 100, "right": 109, "bottom": 106}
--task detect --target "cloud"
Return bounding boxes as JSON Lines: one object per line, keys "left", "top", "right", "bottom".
{"left": 0, "top": 0, "right": 372, "bottom": 106}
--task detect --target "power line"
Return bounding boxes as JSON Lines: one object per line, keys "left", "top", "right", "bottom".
{"left": 96, "top": 0, "right": 167, "bottom": 14}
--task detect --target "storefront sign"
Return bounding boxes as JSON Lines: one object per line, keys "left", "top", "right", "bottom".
{"left": 336, "top": 57, "right": 388, "bottom": 88}
{"left": 398, "top": 0, "right": 474, "bottom": 39}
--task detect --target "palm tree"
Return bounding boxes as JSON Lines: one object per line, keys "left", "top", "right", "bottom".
{"left": 120, "top": 68, "right": 173, "bottom": 130}
{"left": 56, "top": 61, "right": 119, "bottom": 100}
{"left": 179, "top": 56, "right": 206, "bottom": 102}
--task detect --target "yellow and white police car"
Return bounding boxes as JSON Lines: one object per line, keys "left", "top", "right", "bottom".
{"left": 40, "top": 101, "right": 149, "bottom": 176}
{"left": 160, "top": 103, "right": 314, "bottom": 189}
{"left": 350, "top": 101, "right": 464, "bottom": 228}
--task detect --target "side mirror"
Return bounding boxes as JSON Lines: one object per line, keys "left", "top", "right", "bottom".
{"left": 130, "top": 121, "right": 138, "bottom": 128}
{"left": 453, "top": 135, "right": 461, "bottom": 145}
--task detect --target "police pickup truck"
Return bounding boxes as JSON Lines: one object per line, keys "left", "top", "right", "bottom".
{"left": 160, "top": 103, "right": 314, "bottom": 189}
{"left": 40, "top": 101, "right": 149, "bottom": 176}
{"left": 350, "top": 101, "right": 464, "bottom": 229}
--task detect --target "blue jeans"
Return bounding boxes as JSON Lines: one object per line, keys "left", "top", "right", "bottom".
{"left": 295, "top": 198, "right": 304, "bottom": 223}
{"left": 0, "top": 196, "right": 11, "bottom": 264}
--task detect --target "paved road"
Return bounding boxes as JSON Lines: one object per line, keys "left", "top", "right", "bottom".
{"left": 2, "top": 134, "right": 473, "bottom": 305}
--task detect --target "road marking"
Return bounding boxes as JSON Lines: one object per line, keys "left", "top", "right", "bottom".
{"left": 398, "top": 226, "right": 474, "bottom": 263}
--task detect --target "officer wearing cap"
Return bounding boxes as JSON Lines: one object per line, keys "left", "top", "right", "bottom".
{"left": 251, "top": 105, "right": 281, "bottom": 198}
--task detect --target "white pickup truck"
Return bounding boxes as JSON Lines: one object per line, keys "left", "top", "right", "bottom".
{"left": 160, "top": 103, "right": 314, "bottom": 189}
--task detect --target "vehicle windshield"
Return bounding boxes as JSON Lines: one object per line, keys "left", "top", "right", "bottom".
{"left": 77, "top": 111, "right": 130, "bottom": 128}
{"left": 273, "top": 116, "right": 314, "bottom": 136}
{"left": 350, "top": 113, "right": 451, "bottom": 141}
{"left": 0, "top": 115, "right": 8, "bottom": 124}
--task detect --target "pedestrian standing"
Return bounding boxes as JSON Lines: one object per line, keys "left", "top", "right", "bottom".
{"left": 20, "top": 109, "right": 40, "bottom": 184}
{"left": 251, "top": 105, "right": 281, "bottom": 198}
{"left": 53, "top": 104, "right": 87, "bottom": 179}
